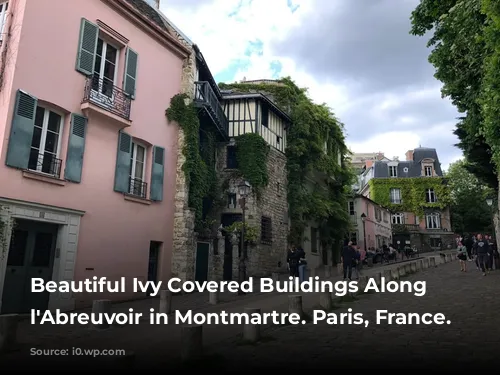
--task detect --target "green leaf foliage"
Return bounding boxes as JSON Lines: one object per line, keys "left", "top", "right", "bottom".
{"left": 369, "top": 177, "right": 451, "bottom": 217}
{"left": 235, "top": 133, "right": 270, "bottom": 198}
{"left": 220, "top": 78, "right": 354, "bottom": 246}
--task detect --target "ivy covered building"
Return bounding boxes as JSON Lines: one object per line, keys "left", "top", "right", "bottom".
{"left": 357, "top": 147, "right": 454, "bottom": 251}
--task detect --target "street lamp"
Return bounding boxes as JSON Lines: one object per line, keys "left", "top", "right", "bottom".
{"left": 360, "top": 212, "right": 367, "bottom": 252}
{"left": 237, "top": 181, "right": 251, "bottom": 296}
{"left": 486, "top": 197, "right": 495, "bottom": 240}
{"left": 486, "top": 197, "right": 493, "bottom": 207}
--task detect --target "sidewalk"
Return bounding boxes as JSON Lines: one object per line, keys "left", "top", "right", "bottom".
{"left": 2, "top": 252, "right": 449, "bottom": 366}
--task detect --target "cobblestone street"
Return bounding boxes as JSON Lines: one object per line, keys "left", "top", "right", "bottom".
{"left": 204, "top": 261, "right": 500, "bottom": 370}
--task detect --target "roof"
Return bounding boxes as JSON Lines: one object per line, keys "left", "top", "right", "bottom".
{"left": 354, "top": 194, "right": 390, "bottom": 211}
{"left": 221, "top": 91, "right": 292, "bottom": 123}
{"left": 372, "top": 147, "right": 443, "bottom": 178}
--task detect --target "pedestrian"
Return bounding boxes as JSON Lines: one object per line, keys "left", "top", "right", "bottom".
{"left": 473, "top": 234, "right": 489, "bottom": 276}
{"left": 296, "top": 246, "right": 307, "bottom": 282}
{"left": 485, "top": 235, "right": 495, "bottom": 271}
{"left": 341, "top": 241, "right": 357, "bottom": 281}
{"left": 388, "top": 244, "right": 397, "bottom": 261}
{"left": 456, "top": 241, "right": 467, "bottom": 272}
{"left": 465, "top": 235, "right": 474, "bottom": 261}
{"left": 286, "top": 244, "right": 299, "bottom": 278}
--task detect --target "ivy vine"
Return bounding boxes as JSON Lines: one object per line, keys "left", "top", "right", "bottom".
{"left": 235, "top": 133, "right": 270, "bottom": 198}
{"left": 368, "top": 178, "right": 451, "bottom": 217}
{"left": 224, "top": 221, "right": 258, "bottom": 243}
{"left": 220, "top": 78, "right": 354, "bottom": 246}
{"left": 165, "top": 94, "right": 218, "bottom": 230}
{"left": 0, "top": 207, "right": 13, "bottom": 260}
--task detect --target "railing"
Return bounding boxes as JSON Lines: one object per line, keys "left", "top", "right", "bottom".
{"left": 129, "top": 178, "right": 147, "bottom": 199}
{"left": 28, "top": 151, "right": 62, "bottom": 178}
{"left": 82, "top": 75, "right": 131, "bottom": 120}
{"left": 194, "top": 81, "right": 229, "bottom": 137}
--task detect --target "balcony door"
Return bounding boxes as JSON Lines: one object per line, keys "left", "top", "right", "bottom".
{"left": 91, "top": 38, "right": 118, "bottom": 107}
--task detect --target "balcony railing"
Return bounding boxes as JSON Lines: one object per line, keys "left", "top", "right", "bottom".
{"left": 193, "top": 81, "right": 229, "bottom": 138}
{"left": 82, "top": 75, "right": 131, "bottom": 120}
{"left": 129, "top": 177, "right": 147, "bottom": 199}
{"left": 27, "top": 151, "right": 62, "bottom": 178}
{"left": 393, "top": 223, "right": 420, "bottom": 233}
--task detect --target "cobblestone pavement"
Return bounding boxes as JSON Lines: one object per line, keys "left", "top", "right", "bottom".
{"left": 203, "top": 261, "right": 500, "bottom": 370}
{"left": 1, "top": 253, "right": 455, "bottom": 369}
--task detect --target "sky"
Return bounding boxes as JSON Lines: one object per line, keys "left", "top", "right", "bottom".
{"left": 160, "top": 0, "right": 462, "bottom": 171}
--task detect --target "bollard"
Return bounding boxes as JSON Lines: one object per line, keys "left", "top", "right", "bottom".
{"left": 319, "top": 291, "right": 333, "bottom": 311}
{"left": 423, "top": 258, "right": 430, "bottom": 268}
{"left": 398, "top": 266, "right": 406, "bottom": 277}
{"left": 243, "top": 308, "right": 261, "bottom": 342}
{"left": 404, "top": 264, "right": 411, "bottom": 274}
{"left": 180, "top": 325, "right": 203, "bottom": 362}
{"left": 446, "top": 253, "right": 453, "bottom": 262}
{"left": 373, "top": 272, "right": 382, "bottom": 286}
{"left": 0, "top": 314, "right": 18, "bottom": 353}
{"left": 410, "top": 262, "right": 417, "bottom": 273}
{"left": 419, "top": 259, "right": 424, "bottom": 270}
{"left": 440, "top": 253, "right": 446, "bottom": 263}
{"left": 92, "top": 299, "right": 112, "bottom": 329}
{"left": 383, "top": 269, "right": 392, "bottom": 281}
{"left": 390, "top": 267, "right": 399, "bottom": 280}
{"left": 324, "top": 267, "right": 331, "bottom": 278}
{"left": 159, "top": 290, "right": 172, "bottom": 314}
{"left": 288, "top": 295, "right": 304, "bottom": 317}
{"left": 429, "top": 257, "right": 436, "bottom": 267}
{"left": 208, "top": 291, "right": 218, "bottom": 305}
{"left": 272, "top": 272, "right": 280, "bottom": 282}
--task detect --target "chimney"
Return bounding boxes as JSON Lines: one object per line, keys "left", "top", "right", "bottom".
{"left": 405, "top": 150, "right": 414, "bottom": 161}
{"left": 145, "top": 0, "right": 160, "bottom": 9}
{"left": 365, "top": 160, "right": 374, "bottom": 169}
{"left": 154, "top": 0, "right": 160, "bottom": 9}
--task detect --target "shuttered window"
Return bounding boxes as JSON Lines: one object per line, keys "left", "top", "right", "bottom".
{"left": 123, "top": 47, "right": 138, "bottom": 99}
{"left": 64, "top": 114, "right": 88, "bottom": 183}
{"left": 114, "top": 131, "right": 132, "bottom": 193}
{"left": 75, "top": 18, "right": 99, "bottom": 76}
{"left": 150, "top": 146, "right": 165, "bottom": 201}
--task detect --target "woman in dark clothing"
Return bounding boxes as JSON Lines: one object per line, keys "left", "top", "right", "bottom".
{"left": 287, "top": 245, "right": 299, "bottom": 277}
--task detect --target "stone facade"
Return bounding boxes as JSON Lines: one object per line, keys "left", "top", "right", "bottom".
{"left": 215, "top": 144, "right": 289, "bottom": 278}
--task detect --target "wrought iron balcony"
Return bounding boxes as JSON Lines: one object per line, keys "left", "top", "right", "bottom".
{"left": 82, "top": 75, "right": 131, "bottom": 120}
{"left": 27, "top": 151, "right": 62, "bottom": 178}
{"left": 193, "top": 81, "right": 229, "bottom": 138}
{"left": 129, "top": 177, "right": 147, "bottom": 199}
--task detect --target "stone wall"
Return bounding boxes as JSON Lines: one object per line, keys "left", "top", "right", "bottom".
{"left": 216, "top": 144, "right": 289, "bottom": 278}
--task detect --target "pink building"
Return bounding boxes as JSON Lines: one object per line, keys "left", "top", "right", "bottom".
{"left": 348, "top": 195, "right": 392, "bottom": 251}
{"left": 0, "top": 0, "right": 190, "bottom": 313}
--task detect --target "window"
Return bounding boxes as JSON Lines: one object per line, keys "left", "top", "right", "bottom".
{"left": 226, "top": 146, "right": 237, "bottom": 169}
{"left": 348, "top": 201, "right": 355, "bottom": 215}
{"left": 261, "top": 216, "right": 272, "bottom": 243}
{"left": 403, "top": 167, "right": 408, "bottom": 173}
{"left": 429, "top": 238, "right": 441, "bottom": 248}
{"left": 129, "top": 142, "right": 147, "bottom": 198}
{"left": 424, "top": 166, "right": 432, "bottom": 177}
{"left": 311, "top": 227, "right": 318, "bottom": 253}
{"left": 28, "top": 106, "right": 63, "bottom": 177}
{"left": 349, "top": 232, "right": 357, "bottom": 244}
{"left": 391, "top": 213, "right": 404, "bottom": 224}
{"left": 0, "top": 2, "right": 8, "bottom": 42}
{"left": 425, "top": 188, "right": 437, "bottom": 203}
{"left": 426, "top": 213, "right": 441, "bottom": 229}
{"left": 227, "top": 193, "right": 237, "bottom": 209}
{"left": 389, "top": 165, "right": 397, "bottom": 177}
{"left": 91, "top": 38, "right": 119, "bottom": 99}
{"left": 375, "top": 208, "right": 382, "bottom": 221}
{"left": 390, "top": 188, "right": 401, "bottom": 204}
{"left": 261, "top": 103, "right": 269, "bottom": 127}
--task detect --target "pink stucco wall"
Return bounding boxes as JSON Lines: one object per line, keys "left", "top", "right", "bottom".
{"left": 354, "top": 197, "right": 392, "bottom": 250}
{"left": 0, "top": 0, "right": 184, "bottom": 306}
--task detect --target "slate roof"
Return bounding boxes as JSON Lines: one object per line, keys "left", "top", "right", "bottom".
{"left": 125, "top": 0, "right": 168, "bottom": 31}
{"left": 372, "top": 147, "right": 443, "bottom": 178}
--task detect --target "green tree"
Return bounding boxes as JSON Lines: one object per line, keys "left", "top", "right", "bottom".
{"left": 410, "top": 0, "right": 498, "bottom": 191}
{"left": 447, "top": 160, "right": 493, "bottom": 234}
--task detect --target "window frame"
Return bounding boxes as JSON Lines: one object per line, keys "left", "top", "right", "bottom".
{"left": 425, "top": 188, "right": 437, "bottom": 203}
{"left": 261, "top": 216, "right": 272, "bottom": 244}
{"left": 226, "top": 145, "right": 237, "bottom": 169}
{"left": 389, "top": 165, "right": 397, "bottom": 177}
{"left": 424, "top": 166, "right": 432, "bottom": 177}
{"left": 29, "top": 106, "right": 64, "bottom": 176}
{"left": 0, "top": 2, "right": 8, "bottom": 41}
{"left": 391, "top": 213, "right": 404, "bottom": 225}
{"left": 129, "top": 141, "right": 147, "bottom": 197}
{"left": 425, "top": 213, "right": 441, "bottom": 229}
{"left": 389, "top": 188, "right": 401, "bottom": 204}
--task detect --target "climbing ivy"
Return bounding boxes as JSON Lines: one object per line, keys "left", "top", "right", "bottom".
{"left": 235, "top": 133, "right": 270, "bottom": 198}
{"left": 368, "top": 177, "right": 451, "bottom": 217}
{"left": 165, "top": 94, "right": 218, "bottom": 230}
{"left": 220, "top": 78, "right": 354, "bottom": 246}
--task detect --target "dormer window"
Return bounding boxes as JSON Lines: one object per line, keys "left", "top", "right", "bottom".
{"left": 389, "top": 165, "right": 397, "bottom": 177}
{"left": 424, "top": 166, "right": 432, "bottom": 177}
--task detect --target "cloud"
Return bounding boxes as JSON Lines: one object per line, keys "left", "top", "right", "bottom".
{"left": 160, "top": 0, "right": 462, "bottom": 170}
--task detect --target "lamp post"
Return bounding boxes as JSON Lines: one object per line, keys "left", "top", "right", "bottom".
{"left": 486, "top": 197, "right": 495, "bottom": 239}
{"left": 237, "top": 181, "right": 251, "bottom": 296}
{"left": 360, "top": 212, "right": 367, "bottom": 252}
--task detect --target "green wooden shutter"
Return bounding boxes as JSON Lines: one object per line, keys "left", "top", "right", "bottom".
{"left": 5, "top": 90, "right": 38, "bottom": 169}
{"left": 150, "top": 146, "right": 165, "bottom": 201}
{"left": 114, "top": 130, "right": 132, "bottom": 193}
{"left": 64, "top": 114, "right": 88, "bottom": 183}
{"left": 75, "top": 18, "right": 99, "bottom": 75}
{"left": 123, "top": 47, "right": 138, "bottom": 99}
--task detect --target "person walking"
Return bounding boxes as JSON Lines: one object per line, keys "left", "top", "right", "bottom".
{"left": 341, "top": 241, "right": 357, "bottom": 281}
{"left": 465, "top": 235, "right": 474, "bottom": 261}
{"left": 456, "top": 241, "right": 467, "bottom": 272}
{"left": 287, "top": 245, "right": 299, "bottom": 278}
{"left": 296, "top": 246, "right": 307, "bottom": 282}
{"left": 473, "top": 234, "right": 489, "bottom": 276}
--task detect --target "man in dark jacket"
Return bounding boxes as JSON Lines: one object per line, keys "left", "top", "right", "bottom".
{"left": 473, "top": 234, "right": 490, "bottom": 276}
{"left": 287, "top": 245, "right": 299, "bottom": 277}
{"left": 341, "top": 241, "right": 357, "bottom": 280}
{"left": 465, "top": 235, "right": 474, "bottom": 261}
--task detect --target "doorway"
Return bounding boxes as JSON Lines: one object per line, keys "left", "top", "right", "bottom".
{"left": 195, "top": 242, "right": 209, "bottom": 282}
{"left": 1, "top": 219, "right": 59, "bottom": 314}
{"left": 221, "top": 213, "right": 242, "bottom": 281}
{"left": 147, "top": 241, "right": 161, "bottom": 295}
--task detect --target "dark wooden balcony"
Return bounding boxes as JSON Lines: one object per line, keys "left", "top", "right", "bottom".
{"left": 194, "top": 81, "right": 228, "bottom": 139}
